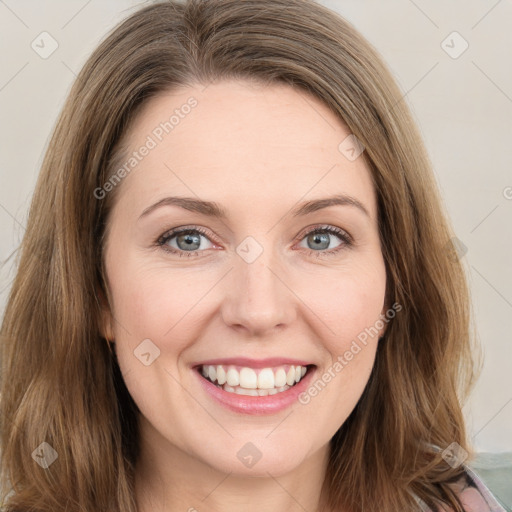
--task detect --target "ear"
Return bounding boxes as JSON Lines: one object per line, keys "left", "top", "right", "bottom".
{"left": 97, "top": 285, "right": 115, "bottom": 342}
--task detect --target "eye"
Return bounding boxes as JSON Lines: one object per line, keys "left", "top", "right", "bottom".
{"left": 156, "top": 226, "right": 216, "bottom": 257}
{"left": 296, "top": 225, "right": 352, "bottom": 257}
{"left": 156, "top": 224, "right": 352, "bottom": 258}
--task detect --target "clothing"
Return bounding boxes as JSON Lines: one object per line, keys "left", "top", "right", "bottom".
{"left": 415, "top": 464, "right": 507, "bottom": 512}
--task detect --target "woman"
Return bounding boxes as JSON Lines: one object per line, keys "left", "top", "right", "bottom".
{"left": 0, "top": 1, "right": 505, "bottom": 511}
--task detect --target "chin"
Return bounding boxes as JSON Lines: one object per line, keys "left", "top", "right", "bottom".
{"left": 196, "top": 436, "right": 313, "bottom": 477}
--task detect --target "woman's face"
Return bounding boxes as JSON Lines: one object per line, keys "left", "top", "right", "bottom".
{"left": 102, "top": 80, "right": 387, "bottom": 477}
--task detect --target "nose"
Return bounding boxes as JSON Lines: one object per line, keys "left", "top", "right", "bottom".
{"left": 221, "top": 247, "right": 297, "bottom": 336}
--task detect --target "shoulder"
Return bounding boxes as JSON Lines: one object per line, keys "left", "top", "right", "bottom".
{"left": 432, "top": 465, "right": 507, "bottom": 512}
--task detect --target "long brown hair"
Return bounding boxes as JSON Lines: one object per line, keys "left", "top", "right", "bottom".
{"left": 0, "top": 1, "right": 480, "bottom": 511}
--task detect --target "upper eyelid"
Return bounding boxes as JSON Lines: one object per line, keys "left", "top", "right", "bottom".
{"left": 158, "top": 226, "right": 216, "bottom": 245}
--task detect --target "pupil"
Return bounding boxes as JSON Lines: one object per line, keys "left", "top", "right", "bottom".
{"left": 310, "top": 232, "right": 328, "bottom": 250}
{"left": 178, "top": 233, "right": 200, "bottom": 250}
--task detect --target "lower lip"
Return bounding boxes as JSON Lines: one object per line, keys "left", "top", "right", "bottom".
{"left": 194, "top": 366, "right": 317, "bottom": 415}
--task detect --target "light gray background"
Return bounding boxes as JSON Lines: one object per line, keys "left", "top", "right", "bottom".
{"left": 0, "top": 0, "right": 511, "bottom": 454}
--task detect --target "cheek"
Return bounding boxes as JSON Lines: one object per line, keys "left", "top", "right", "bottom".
{"left": 296, "top": 259, "right": 386, "bottom": 351}
{"left": 106, "top": 263, "right": 204, "bottom": 426}
{"left": 293, "top": 259, "right": 385, "bottom": 404}
{"left": 296, "top": 273, "right": 384, "bottom": 425}
{"left": 109, "top": 264, "right": 197, "bottom": 340}
{"left": 107, "top": 258, "right": 222, "bottom": 371}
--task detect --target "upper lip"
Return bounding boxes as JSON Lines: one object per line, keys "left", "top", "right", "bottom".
{"left": 192, "top": 357, "right": 315, "bottom": 369}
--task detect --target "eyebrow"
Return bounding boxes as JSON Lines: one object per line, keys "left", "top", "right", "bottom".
{"left": 138, "top": 193, "right": 370, "bottom": 221}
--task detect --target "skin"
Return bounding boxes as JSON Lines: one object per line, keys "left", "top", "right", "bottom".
{"left": 100, "top": 80, "right": 388, "bottom": 512}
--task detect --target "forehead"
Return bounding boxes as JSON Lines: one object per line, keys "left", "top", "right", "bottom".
{"left": 115, "top": 80, "right": 377, "bottom": 220}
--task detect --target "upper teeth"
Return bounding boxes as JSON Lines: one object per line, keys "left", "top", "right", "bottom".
{"left": 201, "top": 364, "right": 308, "bottom": 389}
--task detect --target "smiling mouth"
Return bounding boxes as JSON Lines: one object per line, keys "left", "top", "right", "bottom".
{"left": 196, "top": 363, "right": 315, "bottom": 396}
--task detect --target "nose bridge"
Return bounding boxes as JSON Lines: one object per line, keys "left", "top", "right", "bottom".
{"left": 222, "top": 235, "right": 295, "bottom": 334}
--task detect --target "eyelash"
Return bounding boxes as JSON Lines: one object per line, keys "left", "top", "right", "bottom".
{"left": 156, "top": 224, "right": 353, "bottom": 259}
